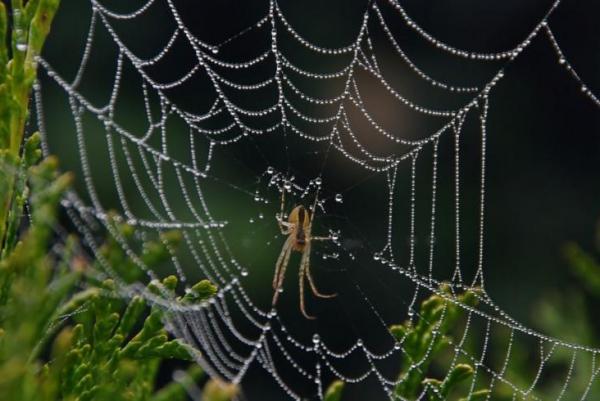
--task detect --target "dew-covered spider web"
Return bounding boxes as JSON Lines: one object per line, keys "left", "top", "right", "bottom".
{"left": 31, "top": 0, "right": 600, "bottom": 399}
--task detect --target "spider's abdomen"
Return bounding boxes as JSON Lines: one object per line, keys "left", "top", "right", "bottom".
{"left": 293, "top": 228, "right": 307, "bottom": 251}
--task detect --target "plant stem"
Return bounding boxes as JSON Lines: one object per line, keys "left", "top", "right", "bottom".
{"left": 0, "top": 0, "right": 60, "bottom": 250}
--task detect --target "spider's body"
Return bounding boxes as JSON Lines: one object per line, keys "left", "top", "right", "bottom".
{"left": 272, "top": 191, "right": 336, "bottom": 319}
{"left": 289, "top": 205, "right": 309, "bottom": 251}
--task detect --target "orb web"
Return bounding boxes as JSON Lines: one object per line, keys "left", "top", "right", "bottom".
{"left": 32, "top": 0, "right": 600, "bottom": 399}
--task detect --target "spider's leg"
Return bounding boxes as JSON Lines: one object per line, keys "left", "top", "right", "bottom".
{"left": 273, "top": 236, "right": 293, "bottom": 290}
{"left": 277, "top": 183, "right": 291, "bottom": 234}
{"left": 272, "top": 238, "right": 293, "bottom": 306}
{"left": 278, "top": 221, "right": 293, "bottom": 236}
{"left": 275, "top": 243, "right": 293, "bottom": 291}
{"left": 308, "top": 189, "right": 321, "bottom": 232}
{"left": 299, "top": 261, "right": 316, "bottom": 320}
{"left": 303, "top": 242, "right": 337, "bottom": 299}
{"left": 310, "top": 236, "right": 331, "bottom": 241}
{"left": 306, "top": 190, "right": 332, "bottom": 241}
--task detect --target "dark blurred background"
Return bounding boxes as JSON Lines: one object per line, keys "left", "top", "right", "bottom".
{"left": 31, "top": 0, "right": 600, "bottom": 399}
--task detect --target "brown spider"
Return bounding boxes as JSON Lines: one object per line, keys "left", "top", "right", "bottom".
{"left": 271, "top": 188, "right": 336, "bottom": 319}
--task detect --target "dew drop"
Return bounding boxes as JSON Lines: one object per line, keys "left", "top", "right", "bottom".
{"left": 16, "top": 42, "right": 27, "bottom": 52}
{"left": 241, "top": 269, "right": 249, "bottom": 277}
{"left": 266, "top": 166, "right": 274, "bottom": 175}
{"left": 312, "top": 334, "right": 320, "bottom": 344}
{"left": 334, "top": 193, "right": 343, "bottom": 203}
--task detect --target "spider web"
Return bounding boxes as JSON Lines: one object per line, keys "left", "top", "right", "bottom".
{"left": 31, "top": 0, "right": 600, "bottom": 399}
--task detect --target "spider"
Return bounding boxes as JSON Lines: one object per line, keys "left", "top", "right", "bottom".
{"left": 271, "top": 187, "right": 336, "bottom": 319}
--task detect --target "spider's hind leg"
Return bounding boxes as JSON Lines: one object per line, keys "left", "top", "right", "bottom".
{"left": 306, "top": 266, "right": 337, "bottom": 299}
{"left": 302, "top": 242, "right": 337, "bottom": 300}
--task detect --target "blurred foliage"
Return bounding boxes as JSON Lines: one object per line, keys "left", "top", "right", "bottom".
{"left": 0, "top": 5, "right": 238, "bottom": 400}
{"left": 490, "top": 224, "right": 600, "bottom": 400}
{"left": 0, "top": 155, "right": 242, "bottom": 401}
{"left": 390, "top": 285, "right": 489, "bottom": 401}
{"left": 0, "top": 0, "right": 60, "bottom": 248}
{"left": 323, "top": 380, "right": 344, "bottom": 401}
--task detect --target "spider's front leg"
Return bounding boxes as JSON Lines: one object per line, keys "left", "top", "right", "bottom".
{"left": 273, "top": 236, "right": 293, "bottom": 297}
{"left": 277, "top": 183, "right": 293, "bottom": 235}
{"left": 299, "top": 261, "right": 316, "bottom": 320}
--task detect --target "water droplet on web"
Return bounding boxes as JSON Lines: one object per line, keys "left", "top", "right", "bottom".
{"left": 241, "top": 269, "right": 249, "bottom": 277}
{"left": 16, "top": 42, "right": 27, "bottom": 52}
{"left": 314, "top": 177, "right": 322, "bottom": 186}
{"left": 266, "top": 166, "right": 274, "bottom": 175}
{"left": 357, "top": 339, "right": 364, "bottom": 347}
{"left": 249, "top": 218, "right": 255, "bottom": 223}
{"left": 283, "top": 182, "right": 291, "bottom": 191}
{"left": 211, "top": 47, "right": 219, "bottom": 54}
{"left": 258, "top": 213, "right": 264, "bottom": 219}
{"left": 312, "top": 334, "right": 320, "bottom": 344}
{"left": 335, "top": 193, "right": 343, "bottom": 203}
{"left": 373, "top": 253, "right": 381, "bottom": 261}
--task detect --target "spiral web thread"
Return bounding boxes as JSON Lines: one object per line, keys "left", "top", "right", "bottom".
{"left": 32, "top": 0, "right": 600, "bottom": 399}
